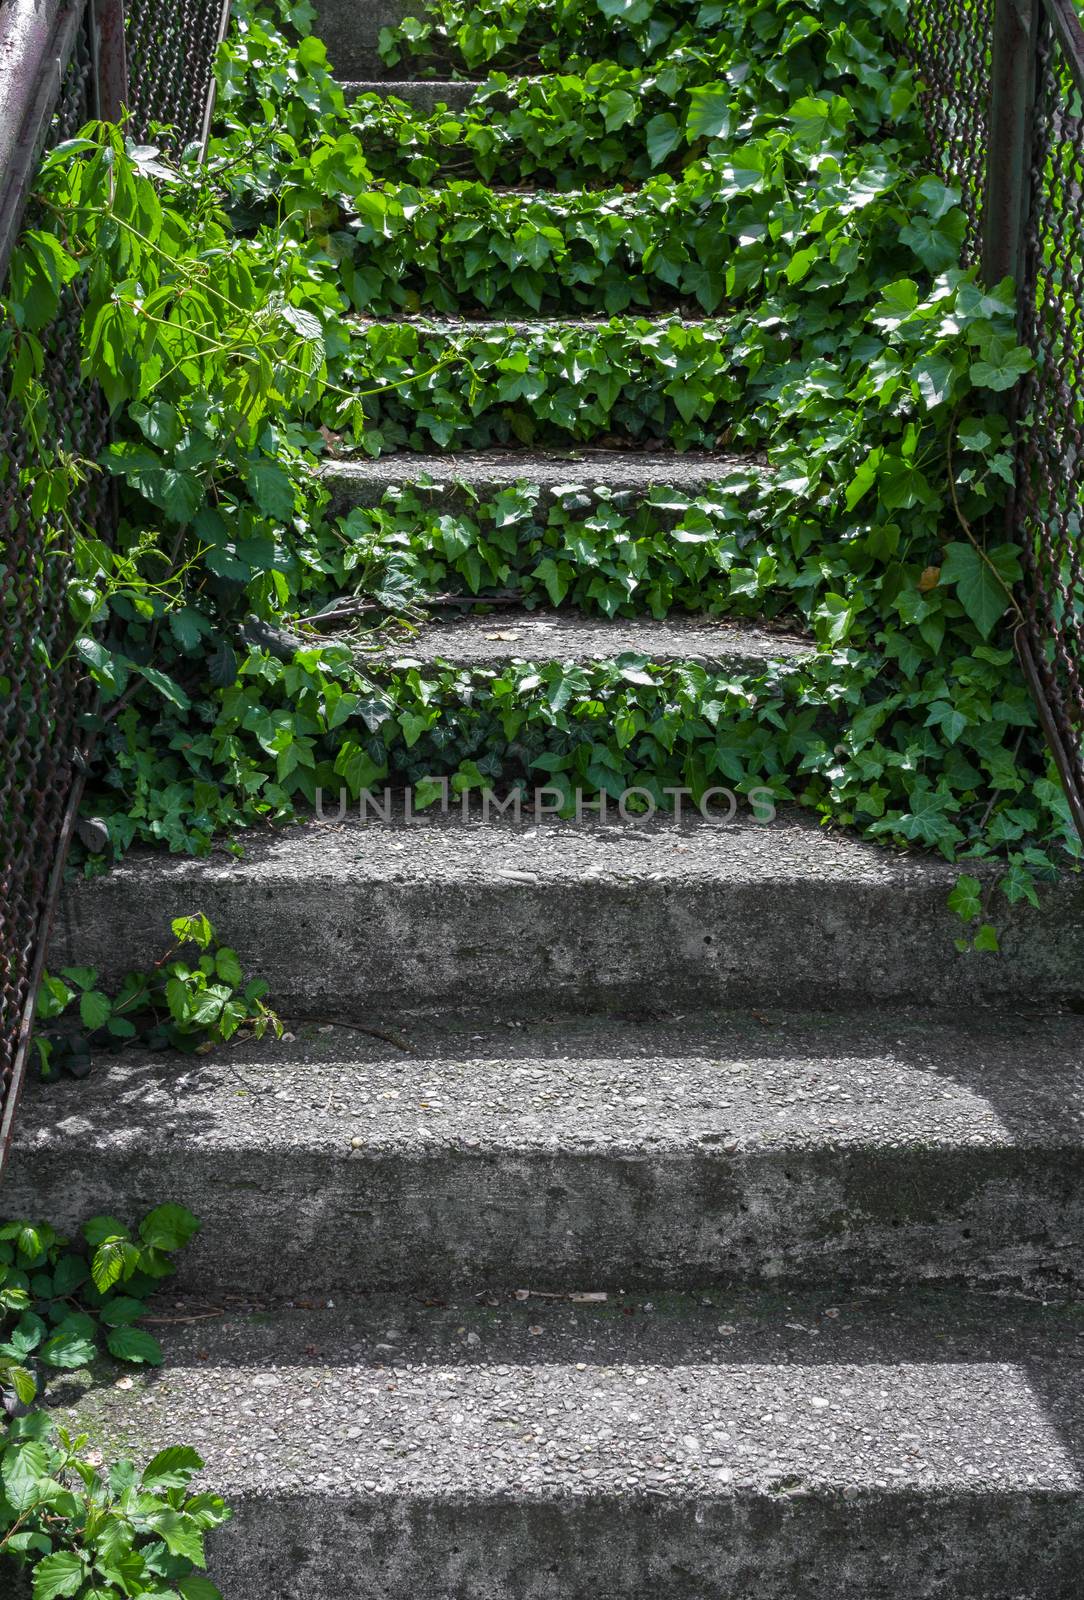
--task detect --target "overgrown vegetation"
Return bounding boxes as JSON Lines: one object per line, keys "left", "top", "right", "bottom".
{"left": 1, "top": 0, "right": 1078, "bottom": 927}
{"left": 0, "top": 1211, "right": 228, "bottom": 1598}
{"left": 35, "top": 913, "right": 280, "bottom": 1080}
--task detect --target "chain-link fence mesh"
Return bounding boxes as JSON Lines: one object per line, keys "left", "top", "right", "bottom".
{"left": 1015, "top": 9, "right": 1084, "bottom": 834}
{"left": 126, "top": 0, "right": 230, "bottom": 152}
{"left": 0, "top": 9, "right": 102, "bottom": 1164}
{"left": 906, "top": 0, "right": 1084, "bottom": 839}
{"left": 903, "top": 0, "right": 994, "bottom": 263}
{"left": 0, "top": 0, "right": 227, "bottom": 1165}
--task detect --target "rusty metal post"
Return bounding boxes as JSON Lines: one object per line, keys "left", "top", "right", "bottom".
{"left": 90, "top": 0, "right": 128, "bottom": 122}
{"left": 982, "top": 0, "right": 1040, "bottom": 290}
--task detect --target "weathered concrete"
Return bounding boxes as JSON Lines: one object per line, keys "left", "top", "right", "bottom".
{"left": 348, "top": 315, "right": 720, "bottom": 331}
{"left": 345, "top": 78, "right": 481, "bottom": 110}
{"left": 50, "top": 808, "right": 1084, "bottom": 1013}
{"left": 323, "top": 448, "right": 765, "bottom": 511}
{"left": 10, "top": 1009, "right": 1084, "bottom": 1295}
{"left": 356, "top": 611, "right": 812, "bottom": 668}
{"left": 312, "top": 0, "right": 418, "bottom": 78}
{"left": 56, "top": 1292, "right": 1084, "bottom": 1598}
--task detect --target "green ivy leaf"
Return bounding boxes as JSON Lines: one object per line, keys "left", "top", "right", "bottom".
{"left": 939, "top": 542, "right": 1011, "bottom": 639}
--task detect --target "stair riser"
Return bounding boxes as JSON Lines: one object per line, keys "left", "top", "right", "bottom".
{"left": 345, "top": 79, "right": 480, "bottom": 110}
{"left": 10, "top": 1143, "right": 1084, "bottom": 1296}
{"left": 312, "top": 0, "right": 413, "bottom": 78}
{"left": 200, "top": 1492, "right": 1084, "bottom": 1600}
{"left": 52, "top": 873, "right": 1084, "bottom": 1014}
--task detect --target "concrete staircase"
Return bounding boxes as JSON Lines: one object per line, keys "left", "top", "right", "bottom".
{"left": 10, "top": 0, "right": 1084, "bottom": 1593}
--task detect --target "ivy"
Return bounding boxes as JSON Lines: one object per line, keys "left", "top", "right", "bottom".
{"left": 375, "top": 0, "right": 909, "bottom": 79}
{"left": 350, "top": 12, "right": 913, "bottom": 186}
{"left": 0, "top": 1211, "right": 199, "bottom": 1378}
{"left": 0, "top": 0, "right": 1078, "bottom": 928}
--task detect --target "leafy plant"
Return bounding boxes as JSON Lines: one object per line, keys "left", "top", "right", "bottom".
{"left": 375, "top": 0, "right": 908, "bottom": 80}
{"left": 35, "top": 914, "right": 280, "bottom": 1080}
{"left": 0, "top": 0, "right": 1077, "bottom": 929}
{"left": 0, "top": 1211, "right": 227, "bottom": 1599}
{"left": 1, "top": 1423, "right": 228, "bottom": 1600}
{"left": 0, "top": 1209, "right": 201, "bottom": 1379}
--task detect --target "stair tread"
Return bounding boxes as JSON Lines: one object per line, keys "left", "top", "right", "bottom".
{"left": 349, "top": 314, "right": 722, "bottom": 331}
{"left": 48, "top": 805, "right": 1084, "bottom": 1014}
{"left": 63, "top": 1290, "right": 1084, "bottom": 1496}
{"left": 344, "top": 76, "right": 480, "bottom": 92}
{"left": 324, "top": 448, "right": 763, "bottom": 502}
{"left": 19, "top": 1009, "right": 1084, "bottom": 1156}
{"left": 357, "top": 611, "right": 810, "bottom": 666}
{"left": 48, "top": 805, "right": 1012, "bottom": 889}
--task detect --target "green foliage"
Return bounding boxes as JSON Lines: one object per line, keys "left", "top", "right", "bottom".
{"left": 352, "top": 7, "right": 913, "bottom": 186}
{"left": 0, "top": 1209, "right": 199, "bottom": 1378}
{"left": 376, "top": 0, "right": 908, "bottom": 79}
{"left": 0, "top": 1213, "right": 227, "bottom": 1599}
{"left": 1, "top": 1423, "right": 227, "bottom": 1600}
{"left": 316, "top": 139, "right": 965, "bottom": 318}
{"left": 35, "top": 914, "right": 280, "bottom": 1079}
{"left": 0, "top": 0, "right": 1077, "bottom": 928}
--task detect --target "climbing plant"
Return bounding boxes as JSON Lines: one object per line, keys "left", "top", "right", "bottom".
{"left": 0, "top": 0, "right": 1077, "bottom": 933}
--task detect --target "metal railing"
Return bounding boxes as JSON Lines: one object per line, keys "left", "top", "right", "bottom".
{"left": 0, "top": 0, "right": 228, "bottom": 1172}
{"left": 907, "top": 0, "right": 1084, "bottom": 842}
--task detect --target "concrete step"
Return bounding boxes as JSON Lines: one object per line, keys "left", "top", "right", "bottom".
{"left": 48, "top": 808, "right": 1084, "bottom": 1015}
{"left": 12, "top": 1008, "right": 1084, "bottom": 1297}
{"left": 344, "top": 78, "right": 480, "bottom": 111}
{"left": 354, "top": 611, "right": 811, "bottom": 669}
{"left": 313, "top": 0, "right": 415, "bottom": 79}
{"left": 340, "top": 314, "right": 740, "bottom": 451}
{"left": 56, "top": 1289, "right": 1084, "bottom": 1597}
{"left": 323, "top": 448, "right": 763, "bottom": 512}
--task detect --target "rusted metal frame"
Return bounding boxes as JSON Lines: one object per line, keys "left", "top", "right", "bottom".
{"left": 199, "top": 0, "right": 236, "bottom": 155}
{"left": 982, "top": 0, "right": 1040, "bottom": 289}
{"left": 1043, "top": 0, "right": 1084, "bottom": 97}
{"left": 0, "top": 0, "right": 90, "bottom": 283}
{"left": 90, "top": 0, "right": 129, "bottom": 122}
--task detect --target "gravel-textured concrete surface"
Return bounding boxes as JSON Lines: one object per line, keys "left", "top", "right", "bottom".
{"left": 50, "top": 808, "right": 1084, "bottom": 1013}
{"left": 344, "top": 78, "right": 481, "bottom": 110}
{"left": 358, "top": 611, "right": 811, "bottom": 667}
{"left": 56, "top": 1292, "right": 1084, "bottom": 1597}
{"left": 323, "top": 449, "right": 763, "bottom": 510}
{"left": 10, "top": 1009, "right": 1084, "bottom": 1295}
{"left": 347, "top": 315, "right": 721, "bottom": 331}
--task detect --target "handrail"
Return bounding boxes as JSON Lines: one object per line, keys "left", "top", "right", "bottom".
{"left": 0, "top": 0, "right": 88, "bottom": 282}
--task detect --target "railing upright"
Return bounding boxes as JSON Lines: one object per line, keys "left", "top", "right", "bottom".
{"left": 983, "top": 0, "right": 1039, "bottom": 290}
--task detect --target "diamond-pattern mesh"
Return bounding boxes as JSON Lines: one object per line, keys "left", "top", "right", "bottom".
{"left": 904, "top": 0, "right": 994, "bottom": 263}
{"left": 1015, "top": 17, "right": 1084, "bottom": 832}
{"left": 0, "top": 0, "right": 225, "bottom": 1165}
{"left": 125, "top": 0, "right": 228, "bottom": 150}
